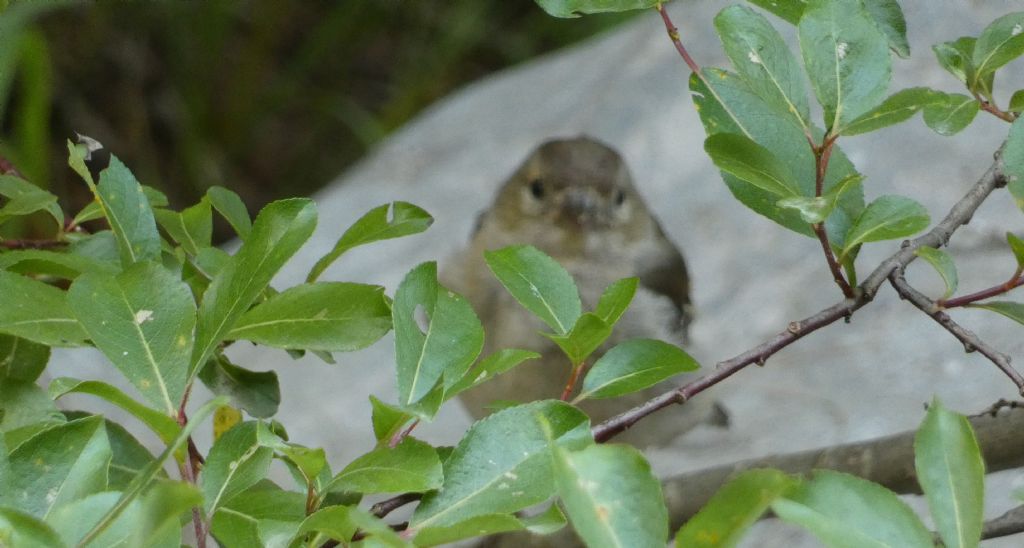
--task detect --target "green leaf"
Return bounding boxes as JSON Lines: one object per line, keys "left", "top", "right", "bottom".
{"left": 153, "top": 197, "right": 212, "bottom": 256}
{"left": 0, "top": 416, "right": 111, "bottom": 518}
{"left": 197, "top": 355, "right": 280, "bottom": 419}
{"left": 923, "top": 92, "right": 980, "bottom": 136}
{"left": 0, "top": 334, "right": 49, "bottom": 382}
{"left": 1010, "top": 90, "right": 1024, "bottom": 113}
{"left": 933, "top": 37, "right": 983, "bottom": 88}
{"left": 0, "top": 270, "right": 87, "bottom": 346}
{"left": 594, "top": 277, "right": 638, "bottom": 327}
{"left": 776, "top": 195, "right": 832, "bottom": 224}
{"left": 534, "top": 0, "right": 659, "bottom": 18}
{"left": 1007, "top": 232, "right": 1024, "bottom": 267}
{"left": 972, "top": 12, "right": 1024, "bottom": 88}
{"left": 191, "top": 198, "right": 317, "bottom": 375}
{"left": 0, "top": 508, "right": 64, "bottom": 547}
{"left": 77, "top": 396, "right": 224, "bottom": 546}
{"left": 414, "top": 514, "right": 527, "bottom": 547}
{"left": 49, "top": 378, "right": 180, "bottom": 444}
{"left": 369, "top": 395, "right": 415, "bottom": 444}
{"left": 393, "top": 262, "right": 484, "bottom": 406}
{"left": 914, "top": 247, "right": 958, "bottom": 300}
{"left": 839, "top": 87, "right": 941, "bottom": 136}
{"left": 60, "top": 412, "right": 161, "bottom": 491}
{"left": 676, "top": 469, "right": 797, "bottom": 547}
{"left": 798, "top": 0, "right": 891, "bottom": 131}
{"left": 0, "top": 249, "right": 119, "bottom": 279}
{"left": 484, "top": 245, "right": 582, "bottom": 334}
{"left": 207, "top": 186, "right": 251, "bottom": 240}
{"left": 966, "top": 301, "right": 1024, "bottom": 326}
{"left": 704, "top": 133, "right": 802, "bottom": 198}
{"left": 445, "top": 348, "right": 541, "bottom": 398}
{"left": 291, "top": 505, "right": 406, "bottom": 547}
{"left": 210, "top": 483, "right": 306, "bottom": 547}
{"left": 0, "top": 174, "right": 61, "bottom": 228}
{"left": 772, "top": 470, "right": 931, "bottom": 548}
{"left": 0, "top": 381, "right": 65, "bottom": 434}
{"left": 68, "top": 261, "right": 196, "bottom": 414}
{"left": 543, "top": 312, "right": 612, "bottom": 366}
{"left": 67, "top": 230, "right": 120, "bottom": 265}
{"left": 862, "top": 0, "right": 909, "bottom": 57}
{"left": 777, "top": 173, "right": 864, "bottom": 224}
{"left": 228, "top": 282, "right": 392, "bottom": 352}
{"left": 288, "top": 505, "right": 357, "bottom": 545}
{"left": 327, "top": 438, "right": 442, "bottom": 494}
{"left": 577, "top": 338, "right": 699, "bottom": 401}
{"left": 914, "top": 399, "right": 984, "bottom": 548}
{"left": 201, "top": 421, "right": 274, "bottom": 515}
{"left": 746, "top": 0, "right": 805, "bottom": 25}
{"left": 411, "top": 400, "right": 591, "bottom": 529}
{"left": 94, "top": 155, "right": 161, "bottom": 267}
{"left": 415, "top": 504, "right": 566, "bottom": 546}
{"left": 715, "top": 5, "right": 810, "bottom": 130}
{"left": 307, "top": 201, "right": 432, "bottom": 282}
{"left": 690, "top": 68, "right": 864, "bottom": 241}
{"left": 1004, "top": 116, "right": 1024, "bottom": 211}
{"left": 554, "top": 444, "right": 667, "bottom": 548}
{"left": 47, "top": 482, "right": 199, "bottom": 548}
{"left": 841, "top": 195, "right": 930, "bottom": 259}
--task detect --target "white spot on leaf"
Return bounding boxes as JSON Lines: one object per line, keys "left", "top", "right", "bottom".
{"left": 134, "top": 309, "right": 154, "bottom": 324}
{"left": 837, "top": 42, "right": 849, "bottom": 60}
{"left": 747, "top": 50, "right": 761, "bottom": 64}
{"left": 1013, "top": 23, "right": 1023, "bottom": 36}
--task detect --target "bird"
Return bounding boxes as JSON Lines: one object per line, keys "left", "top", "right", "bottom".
{"left": 442, "top": 135, "right": 725, "bottom": 447}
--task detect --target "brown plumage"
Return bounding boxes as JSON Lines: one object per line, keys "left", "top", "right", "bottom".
{"left": 443, "top": 136, "right": 722, "bottom": 447}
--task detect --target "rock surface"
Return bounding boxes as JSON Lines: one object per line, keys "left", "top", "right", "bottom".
{"left": 52, "top": 1, "right": 1024, "bottom": 545}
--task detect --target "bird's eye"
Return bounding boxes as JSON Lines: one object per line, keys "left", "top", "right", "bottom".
{"left": 529, "top": 179, "right": 545, "bottom": 199}
{"left": 614, "top": 189, "right": 626, "bottom": 206}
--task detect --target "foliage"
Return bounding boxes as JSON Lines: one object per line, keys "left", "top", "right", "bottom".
{"left": 2, "top": 0, "right": 1024, "bottom": 546}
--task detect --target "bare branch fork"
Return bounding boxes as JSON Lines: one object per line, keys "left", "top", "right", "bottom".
{"left": 593, "top": 152, "right": 1024, "bottom": 442}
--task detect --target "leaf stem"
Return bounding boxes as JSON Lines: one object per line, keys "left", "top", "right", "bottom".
{"left": 972, "top": 92, "right": 1018, "bottom": 123}
{"left": 560, "top": 361, "right": 587, "bottom": 401}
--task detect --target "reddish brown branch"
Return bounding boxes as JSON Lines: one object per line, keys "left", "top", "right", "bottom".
{"left": 656, "top": 4, "right": 700, "bottom": 74}
{"left": 889, "top": 270, "right": 1024, "bottom": 395}
{"left": 939, "top": 273, "right": 1024, "bottom": 308}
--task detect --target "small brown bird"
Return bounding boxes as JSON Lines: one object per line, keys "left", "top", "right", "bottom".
{"left": 443, "top": 136, "right": 723, "bottom": 447}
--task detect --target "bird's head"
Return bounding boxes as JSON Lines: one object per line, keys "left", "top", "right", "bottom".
{"left": 489, "top": 137, "right": 649, "bottom": 241}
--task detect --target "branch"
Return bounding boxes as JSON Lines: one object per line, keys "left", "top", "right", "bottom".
{"left": 889, "top": 271, "right": 1024, "bottom": 394}
{"left": 939, "top": 273, "right": 1024, "bottom": 308}
{"left": 593, "top": 150, "right": 1009, "bottom": 442}
{"left": 983, "top": 503, "right": 1024, "bottom": 541}
{"left": 661, "top": 403, "right": 1024, "bottom": 532}
{"left": 655, "top": 4, "right": 700, "bottom": 74}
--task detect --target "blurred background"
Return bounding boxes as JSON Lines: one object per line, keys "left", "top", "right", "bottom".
{"left": 0, "top": 0, "right": 634, "bottom": 240}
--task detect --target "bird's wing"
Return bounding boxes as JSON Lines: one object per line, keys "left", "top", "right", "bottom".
{"left": 636, "top": 225, "right": 693, "bottom": 332}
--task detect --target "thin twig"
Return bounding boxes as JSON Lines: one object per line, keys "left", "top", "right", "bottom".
{"left": 370, "top": 493, "right": 422, "bottom": 519}
{"left": 655, "top": 3, "right": 700, "bottom": 74}
{"left": 939, "top": 273, "right": 1024, "bottom": 308}
{"left": 0, "top": 239, "right": 69, "bottom": 249}
{"left": 889, "top": 270, "right": 1024, "bottom": 394}
{"left": 593, "top": 151, "right": 1009, "bottom": 442}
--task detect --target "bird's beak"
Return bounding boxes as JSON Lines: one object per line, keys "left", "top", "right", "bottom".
{"left": 561, "top": 187, "right": 601, "bottom": 226}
